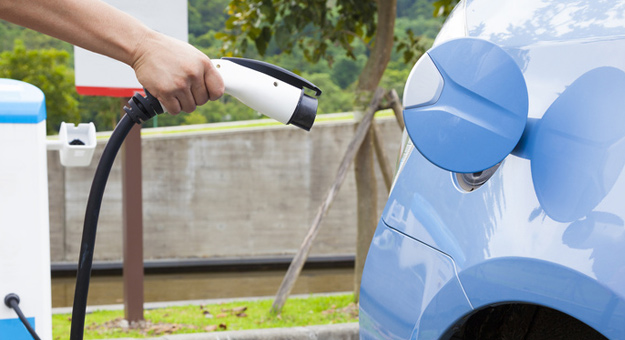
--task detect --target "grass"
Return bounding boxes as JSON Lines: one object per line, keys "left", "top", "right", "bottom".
{"left": 52, "top": 293, "right": 358, "bottom": 339}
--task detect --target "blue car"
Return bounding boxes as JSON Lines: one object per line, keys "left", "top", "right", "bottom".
{"left": 359, "top": 0, "right": 625, "bottom": 339}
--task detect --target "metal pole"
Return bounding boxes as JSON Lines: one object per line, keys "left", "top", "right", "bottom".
{"left": 121, "top": 98, "right": 144, "bottom": 322}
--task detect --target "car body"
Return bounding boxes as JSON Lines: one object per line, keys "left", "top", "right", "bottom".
{"left": 359, "top": 0, "right": 625, "bottom": 339}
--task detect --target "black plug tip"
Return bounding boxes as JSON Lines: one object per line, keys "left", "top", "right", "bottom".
{"left": 288, "top": 92, "right": 318, "bottom": 131}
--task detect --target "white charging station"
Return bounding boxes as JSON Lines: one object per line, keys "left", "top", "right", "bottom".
{"left": 0, "top": 78, "right": 96, "bottom": 339}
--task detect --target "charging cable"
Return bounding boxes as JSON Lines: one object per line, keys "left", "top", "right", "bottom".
{"left": 70, "top": 90, "right": 162, "bottom": 340}
{"left": 69, "top": 59, "right": 321, "bottom": 340}
{"left": 4, "top": 293, "right": 41, "bottom": 340}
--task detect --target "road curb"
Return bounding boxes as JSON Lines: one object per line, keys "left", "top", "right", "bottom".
{"left": 113, "top": 323, "right": 359, "bottom": 340}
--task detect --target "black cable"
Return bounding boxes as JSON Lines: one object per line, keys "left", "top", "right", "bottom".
{"left": 69, "top": 114, "right": 135, "bottom": 340}
{"left": 4, "top": 293, "right": 41, "bottom": 340}
{"left": 69, "top": 91, "right": 162, "bottom": 340}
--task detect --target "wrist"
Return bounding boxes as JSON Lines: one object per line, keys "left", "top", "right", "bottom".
{"left": 127, "top": 27, "right": 158, "bottom": 68}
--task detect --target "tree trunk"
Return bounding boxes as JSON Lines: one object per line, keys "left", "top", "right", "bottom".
{"left": 271, "top": 88, "right": 385, "bottom": 315}
{"left": 372, "top": 120, "right": 394, "bottom": 192}
{"left": 355, "top": 0, "right": 397, "bottom": 103}
{"left": 386, "top": 89, "right": 405, "bottom": 130}
{"left": 353, "top": 0, "right": 397, "bottom": 303}
{"left": 353, "top": 125, "right": 377, "bottom": 303}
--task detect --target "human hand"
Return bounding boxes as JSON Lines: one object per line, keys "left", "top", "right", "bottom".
{"left": 130, "top": 31, "right": 224, "bottom": 115}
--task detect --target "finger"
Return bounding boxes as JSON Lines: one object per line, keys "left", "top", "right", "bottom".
{"left": 205, "top": 64, "right": 225, "bottom": 101}
{"left": 160, "top": 96, "right": 182, "bottom": 115}
{"left": 191, "top": 81, "right": 210, "bottom": 106}
{"left": 178, "top": 88, "right": 197, "bottom": 113}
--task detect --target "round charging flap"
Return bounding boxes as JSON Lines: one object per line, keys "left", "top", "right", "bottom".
{"left": 403, "top": 38, "right": 528, "bottom": 173}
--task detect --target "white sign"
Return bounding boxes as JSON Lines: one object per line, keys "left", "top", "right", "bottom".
{"left": 74, "top": 0, "right": 188, "bottom": 97}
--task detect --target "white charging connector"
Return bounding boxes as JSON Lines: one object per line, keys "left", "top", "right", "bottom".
{"left": 151, "top": 58, "right": 321, "bottom": 131}
{"left": 215, "top": 59, "right": 303, "bottom": 123}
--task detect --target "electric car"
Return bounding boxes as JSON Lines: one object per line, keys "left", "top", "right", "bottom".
{"left": 359, "top": 0, "right": 625, "bottom": 339}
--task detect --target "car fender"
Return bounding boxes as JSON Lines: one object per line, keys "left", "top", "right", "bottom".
{"left": 453, "top": 257, "right": 625, "bottom": 340}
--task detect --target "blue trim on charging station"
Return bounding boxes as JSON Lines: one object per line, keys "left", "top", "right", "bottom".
{"left": 0, "top": 79, "right": 46, "bottom": 124}
{"left": 0, "top": 317, "right": 36, "bottom": 339}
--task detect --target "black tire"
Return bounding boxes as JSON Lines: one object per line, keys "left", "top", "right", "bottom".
{"left": 450, "top": 304, "right": 607, "bottom": 340}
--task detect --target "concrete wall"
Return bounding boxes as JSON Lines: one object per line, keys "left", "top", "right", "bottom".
{"left": 47, "top": 117, "right": 402, "bottom": 263}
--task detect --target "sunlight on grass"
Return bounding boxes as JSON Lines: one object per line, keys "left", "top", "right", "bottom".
{"left": 52, "top": 294, "right": 358, "bottom": 339}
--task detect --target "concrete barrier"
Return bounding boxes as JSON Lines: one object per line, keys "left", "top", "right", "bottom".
{"left": 148, "top": 323, "right": 359, "bottom": 340}
{"left": 48, "top": 116, "right": 402, "bottom": 263}
{"left": 110, "top": 323, "right": 359, "bottom": 340}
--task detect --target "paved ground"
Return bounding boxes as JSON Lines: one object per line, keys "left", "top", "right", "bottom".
{"left": 112, "top": 323, "right": 359, "bottom": 340}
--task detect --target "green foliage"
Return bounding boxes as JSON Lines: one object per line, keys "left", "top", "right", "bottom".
{"left": 217, "top": 0, "right": 377, "bottom": 64}
{"left": 331, "top": 56, "right": 366, "bottom": 89}
{"left": 433, "top": 0, "right": 461, "bottom": 18}
{"left": 78, "top": 96, "right": 121, "bottom": 131}
{"left": 190, "top": 30, "right": 222, "bottom": 49}
{"left": 0, "top": 21, "right": 72, "bottom": 53}
{"left": 188, "top": 0, "right": 230, "bottom": 37}
{"left": 182, "top": 111, "right": 208, "bottom": 125}
{"left": 393, "top": 2, "right": 441, "bottom": 67}
{"left": 0, "top": 40, "right": 80, "bottom": 134}
{"left": 395, "top": 16, "right": 443, "bottom": 40}
{"left": 303, "top": 73, "right": 353, "bottom": 114}
{"left": 395, "top": 29, "right": 429, "bottom": 67}
{"left": 398, "top": 0, "right": 440, "bottom": 18}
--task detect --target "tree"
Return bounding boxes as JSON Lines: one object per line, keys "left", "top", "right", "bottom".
{"left": 188, "top": 0, "right": 231, "bottom": 37}
{"left": 0, "top": 21, "right": 72, "bottom": 53}
{"left": 331, "top": 56, "right": 365, "bottom": 89}
{"left": 0, "top": 40, "right": 80, "bottom": 134}
{"left": 78, "top": 95, "right": 121, "bottom": 131}
{"left": 218, "top": 0, "right": 402, "bottom": 303}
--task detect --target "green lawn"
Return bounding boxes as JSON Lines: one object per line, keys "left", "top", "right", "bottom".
{"left": 53, "top": 294, "right": 358, "bottom": 339}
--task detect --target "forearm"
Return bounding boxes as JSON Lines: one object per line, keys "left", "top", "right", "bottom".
{"left": 1, "top": 0, "right": 224, "bottom": 113}
{"left": 0, "top": 0, "right": 149, "bottom": 66}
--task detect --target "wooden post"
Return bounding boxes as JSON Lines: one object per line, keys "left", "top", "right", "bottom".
{"left": 385, "top": 89, "right": 405, "bottom": 130}
{"left": 371, "top": 121, "right": 394, "bottom": 192}
{"left": 353, "top": 121, "right": 377, "bottom": 302}
{"left": 271, "top": 88, "right": 385, "bottom": 314}
{"left": 121, "top": 98, "right": 144, "bottom": 322}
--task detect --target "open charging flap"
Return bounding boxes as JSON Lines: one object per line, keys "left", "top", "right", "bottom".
{"left": 403, "top": 38, "right": 529, "bottom": 174}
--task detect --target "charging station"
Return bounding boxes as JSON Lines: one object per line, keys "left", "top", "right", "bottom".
{"left": 0, "top": 78, "right": 96, "bottom": 339}
{"left": 0, "top": 78, "right": 52, "bottom": 340}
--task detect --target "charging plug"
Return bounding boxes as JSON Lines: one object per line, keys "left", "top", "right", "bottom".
{"left": 123, "top": 88, "right": 164, "bottom": 124}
